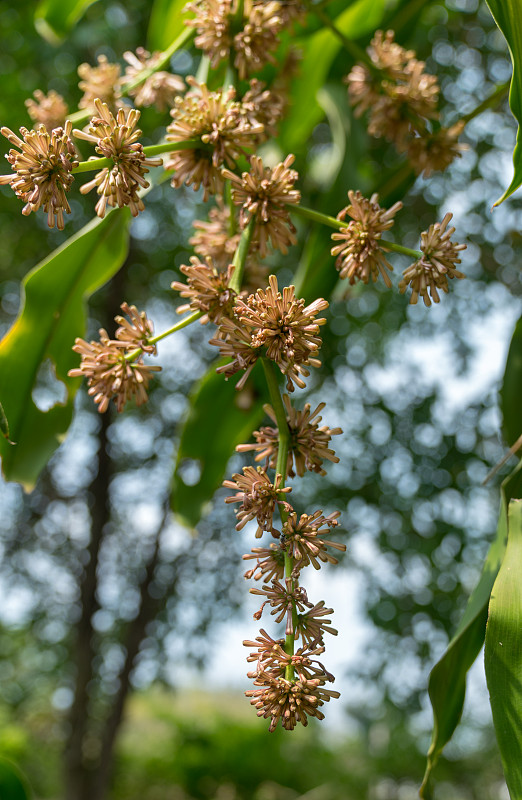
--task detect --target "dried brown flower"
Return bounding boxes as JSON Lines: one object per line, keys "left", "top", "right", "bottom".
{"left": 25, "top": 90, "right": 68, "bottom": 133}
{"left": 282, "top": 510, "right": 345, "bottom": 571}
{"left": 331, "top": 190, "right": 402, "bottom": 287}
{"left": 243, "top": 544, "right": 285, "bottom": 582}
{"left": 243, "top": 629, "right": 286, "bottom": 663}
{"left": 171, "top": 257, "right": 237, "bottom": 323}
{"left": 223, "top": 466, "right": 291, "bottom": 537}
{"left": 166, "top": 78, "right": 263, "bottom": 200}
{"left": 223, "top": 155, "right": 300, "bottom": 258}
{"left": 74, "top": 99, "right": 162, "bottom": 217}
{"left": 399, "top": 212, "right": 466, "bottom": 306}
{"left": 405, "top": 122, "right": 466, "bottom": 176}
{"left": 214, "top": 276, "right": 328, "bottom": 392}
{"left": 0, "top": 121, "right": 77, "bottom": 229}
{"left": 68, "top": 304, "right": 161, "bottom": 413}
{"left": 122, "top": 48, "right": 185, "bottom": 111}
{"left": 232, "top": 1, "right": 284, "bottom": 79}
{"left": 245, "top": 668, "right": 340, "bottom": 731}
{"left": 78, "top": 55, "right": 121, "bottom": 112}
{"left": 237, "top": 394, "right": 341, "bottom": 478}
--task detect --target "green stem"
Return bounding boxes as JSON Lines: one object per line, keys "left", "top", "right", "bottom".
{"left": 195, "top": 54, "right": 210, "bottom": 84}
{"left": 380, "top": 239, "right": 421, "bottom": 259}
{"left": 261, "top": 357, "right": 295, "bottom": 681}
{"left": 228, "top": 216, "right": 256, "bottom": 294}
{"left": 289, "top": 203, "right": 344, "bottom": 230}
{"left": 459, "top": 81, "right": 509, "bottom": 124}
{"left": 72, "top": 140, "right": 202, "bottom": 174}
{"left": 225, "top": 181, "right": 237, "bottom": 237}
{"left": 121, "top": 27, "right": 195, "bottom": 94}
{"left": 124, "top": 311, "right": 201, "bottom": 362}
{"left": 302, "top": 0, "right": 374, "bottom": 70}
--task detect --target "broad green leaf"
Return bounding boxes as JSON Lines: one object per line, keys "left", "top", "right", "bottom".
{"left": 147, "top": 0, "right": 192, "bottom": 52}
{"left": 500, "top": 313, "right": 522, "bottom": 448}
{"left": 0, "top": 758, "right": 31, "bottom": 800}
{"left": 0, "top": 209, "right": 130, "bottom": 490}
{"left": 485, "top": 1, "right": 522, "bottom": 206}
{"left": 0, "top": 399, "right": 14, "bottom": 444}
{"left": 172, "top": 360, "right": 269, "bottom": 528}
{"left": 279, "top": 0, "right": 386, "bottom": 151}
{"left": 35, "top": 0, "right": 100, "bottom": 44}
{"left": 420, "top": 463, "right": 522, "bottom": 798}
{"left": 485, "top": 498, "right": 522, "bottom": 799}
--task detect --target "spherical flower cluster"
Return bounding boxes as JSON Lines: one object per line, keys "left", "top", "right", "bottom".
{"left": 212, "top": 275, "right": 328, "bottom": 392}
{"left": 399, "top": 212, "right": 466, "bottom": 306}
{"left": 78, "top": 55, "right": 121, "bottom": 112}
{"left": 25, "top": 90, "right": 68, "bottom": 133}
{"left": 0, "top": 121, "right": 78, "bottom": 229}
{"left": 171, "top": 257, "right": 237, "bottom": 324}
{"left": 68, "top": 303, "right": 161, "bottom": 413}
{"left": 165, "top": 78, "right": 263, "bottom": 200}
{"left": 73, "top": 99, "right": 162, "bottom": 217}
{"left": 223, "top": 155, "right": 301, "bottom": 258}
{"left": 346, "top": 30, "right": 462, "bottom": 174}
{"left": 237, "top": 394, "right": 342, "bottom": 477}
{"left": 331, "top": 190, "right": 402, "bottom": 287}
{"left": 223, "top": 466, "right": 291, "bottom": 537}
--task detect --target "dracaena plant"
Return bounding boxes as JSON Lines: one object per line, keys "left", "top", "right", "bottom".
{"left": 0, "top": 0, "right": 522, "bottom": 796}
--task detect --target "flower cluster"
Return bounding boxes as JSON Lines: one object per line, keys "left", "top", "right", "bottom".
{"left": 165, "top": 78, "right": 263, "bottom": 200}
{"left": 74, "top": 99, "right": 162, "bottom": 217}
{"left": 223, "top": 154, "right": 301, "bottom": 258}
{"left": 346, "top": 30, "right": 464, "bottom": 174}
{"left": 171, "top": 257, "right": 237, "bottom": 324}
{"left": 331, "top": 190, "right": 402, "bottom": 287}
{"left": 211, "top": 275, "right": 328, "bottom": 392}
{"left": 0, "top": 121, "right": 78, "bottom": 229}
{"left": 237, "top": 394, "right": 342, "bottom": 477}
{"left": 121, "top": 48, "right": 185, "bottom": 111}
{"left": 399, "top": 213, "right": 466, "bottom": 306}
{"left": 25, "top": 90, "right": 69, "bottom": 133}
{"left": 185, "top": 0, "right": 302, "bottom": 80}
{"left": 78, "top": 55, "right": 122, "bottom": 112}
{"left": 68, "top": 303, "right": 161, "bottom": 413}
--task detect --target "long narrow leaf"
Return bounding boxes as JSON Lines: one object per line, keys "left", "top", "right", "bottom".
{"left": 485, "top": 1, "right": 522, "bottom": 206}
{"left": 500, "top": 313, "right": 522, "bottom": 448}
{"left": 0, "top": 758, "right": 31, "bottom": 800}
{"left": 35, "top": 0, "right": 100, "bottom": 43}
{"left": 420, "top": 463, "right": 522, "bottom": 798}
{"left": 171, "top": 360, "right": 269, "bottom": 528}
{"left": 147, "top": 0, "right": 191, "bottom": 51}
{"left": 0, "top": 209, "right": 130, "bottom": 489}
{"left": 485, "top": 498, "right": 522, "bottom": 799}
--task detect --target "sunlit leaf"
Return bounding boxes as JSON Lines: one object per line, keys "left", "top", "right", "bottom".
{"left": 485, "top": 0, "right": 522, "bottom": 205}
{"left": 279, "top": 0, "right": 386, "bottom": 151}
{"left": 500, "top": 313, "right": 522, "bottom": 448}
{"left": 420, "top": 463, "right": 522, "bottom": 798}
{"left": 172, "top": 360, "right": 269, "bottom": 528}
{"left": 147, "top": 0, "right": 192, "bottom": 51}
{"left": 0, "top": 209, "right": 130, "bottom": 490}
{"left": 35, "top": 0, "right": 100, "bottom": 43}
{"left": 0, "top": 758, "right": 31, "bottom": 800}
{"left": 485, "top": 498, "right": 522, "bottom": 798}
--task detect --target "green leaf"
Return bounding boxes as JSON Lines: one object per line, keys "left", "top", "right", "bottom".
{"left": 485, "top": 498, "right": 522, "bottom": 798}
{"left": 485, "top": 0, "right": 522, "bottom": 206}
{"left": 279, "top": 0, "right": 386, "bottom": 151}
{"left": 420, "top": 463, "right": 522, "bottom": 798}
{"left": 172, "top": 360, "right": 269, "bottom": 528}
{"left": 147, "top": 0, "right": 192, "bottom": 52}
{"left": 500, "top": 313, "right": 522, "bottom": 448}
{"left": 0, "top": 758, "right": 31, "bottom": 800}
{"left": 34, "top": 0, "right": 100, "bottom": 44}
{"left": 0, "top": 400, "right": 14, "bottom": 445}
{"left": 0, "top": 209, "right": 130, "bottom": 490}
